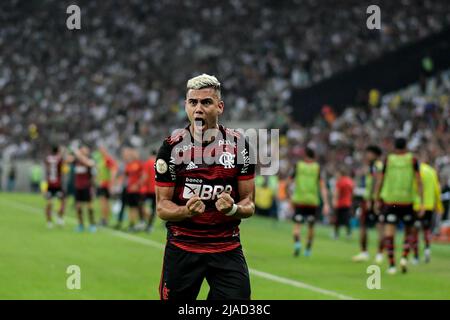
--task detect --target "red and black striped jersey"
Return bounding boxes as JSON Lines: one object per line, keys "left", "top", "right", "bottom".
{"left": 155, "top": 125, "right": 255, "bottom": 253}
{"left": 45, "top": 155, "right": 63, "bottom": 188}
{"left": 74, "top": 160, "right": 93, "bottom": 190}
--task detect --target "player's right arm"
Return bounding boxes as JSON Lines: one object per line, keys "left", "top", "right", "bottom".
{"left": 154, "top": 139, "right": 205, "bottom": 222}
{"left": 319, "top": 167, "right": 330, "bottom": 215}
{"left": 156, "top": 186, "right": 204, "bottom": 221}
{"left": 73, "top": 149, "right": 95, "bottom": 167}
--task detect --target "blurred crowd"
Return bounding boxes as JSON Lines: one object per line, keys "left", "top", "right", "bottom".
{"left": 277, "top": 70, "right": 450, "bottom": 182}
{"left": 259, "top": 69, "right": 450, "bottom": 223}
{"left": 1, "top": 0, "right": 450, "bottom": 159}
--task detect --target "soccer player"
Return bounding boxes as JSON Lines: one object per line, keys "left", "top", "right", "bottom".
{"left": 375, "top": 137, "right": 424, "bottom": 274}
{"left": 113, "top": 163, "right": 129, "bottom": 230}
{"left": 288, "top": 147, "right": 330, "bottom": 257}
{"left": 408, "top": 156, "right": 444, "bottom": 263}
{"left": 44, "top": 145, "right": 66, "bottom": 228}
{"left": 67, "top": 145, "right": 97, "bottom": 233}
{"left": 139, "top": 151, "right": 157, "bottom": 233}
{"left": 352, "top": 145, "right": 385, "bottom": 263}
{"left": 155, "top": 74, "right": 255, "bottom": 300}
{"left": 123, "top": 147, "right": 143, "bottom": 232}
{"left": 332, "top": 166, "right": 354, "bottom": 239}
{"left": 94, "top": 146, "right": 118, "bottom": 227}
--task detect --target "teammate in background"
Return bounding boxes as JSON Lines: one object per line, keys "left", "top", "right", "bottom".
{"left": 94, "top": 146, "right": 118, "bottom": 227}
{"left": 375, "top": 137, "right": 424, "bottom": 274}
{"left": 139, "top": 150, "right": 157, "bottom": 233}
{"left": 408, "top": 156, "right": 444, "bottom": 263}
{"left": 332, "top": 167, "right": 354, "bottom": 239}
{"left": 353, "top": 145, "right": 384, "bottom": 263}
{"left": 67, "top": 145, "right": 97, "bottom": 233}
{"left": 288, "top": 147, "right": 330, "bottom": 257}
{"left": 123, "top": 147, "right": 143, "bottom": 232}
{"left": 113, "top": 163, "right": 128, "bottom": 230}
{"left": 156, "top": 74, "right": 255, "bottom": 300}
{"left": 44, "top": 145, "right": 66, "bottom": 228}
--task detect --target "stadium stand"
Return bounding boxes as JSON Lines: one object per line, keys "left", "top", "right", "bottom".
{"left": 1, "top": 0, "right": 450, "bottom": 160}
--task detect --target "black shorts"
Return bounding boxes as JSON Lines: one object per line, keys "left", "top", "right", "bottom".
{"left": 414, "top": 210, "right": 434, "bottom": 229}
{"left": 141, "top": 193, "right": 156, "bottom": 211}
{"left": 126, "top": 192, "right": 141, "bottom": 208}
{"left": 360, "top": 200, "right": 382, "bottom": 228}
{"left": 335, "top": 207, "right": 351, "bottom": 226}
{"left": 45, "top": 186, "right": 65, "bottom": 200}
{"left": 97, "top": 187, "right": 110, "bottom": 199}
{"left": 159, "top": 242, "right": 250, "bottom": 301}
{"left": 381, "top": 205, "right": 415, "bottom": 226}
{"left": 292, "top": 206, "right": 317, "bottom": 224}
{"left": 75, "top": 188, "right": 93, "bottom": 203}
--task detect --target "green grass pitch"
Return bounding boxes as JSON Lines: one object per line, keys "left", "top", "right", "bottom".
{"left": 1, "top": 193, "right": 449, "bottom": 299}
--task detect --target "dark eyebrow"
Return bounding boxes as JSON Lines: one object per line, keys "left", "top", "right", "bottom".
{"left": 188, "top": 98, "right": 198, "bottom": 103}
{"left": 200, "top": 98, "right": 213, "bottom": 104}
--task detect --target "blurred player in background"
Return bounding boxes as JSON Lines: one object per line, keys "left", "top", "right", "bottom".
{"left": 375, "top": 137, "right": 424, "bottom": 274}
{"left": 332, "top": 166, "right": 354, "bottom": 240}
{"left": 67, "top": 144, "right": 97, "bottom": 233}
{"left": 123, "top": 147, "right": 143, "bottom": 232}
{"left": 94, "top": 146, "right": 118, "bottom": 227}
{"left": 139, "top": 150, "right": 157, "bottom": 233}
{"left": 409, "top": 154, "right": 444, "bottom": 264}
{"left": 353, "top": 145, "right": 385, "bottom": 263}
{"left": 288, "top": 147, "right": 330, "bottom": 257}
{"left": 113, "top": 162, "right": 129, "bottom": 230}
{"left": 44, "top": 145, "right": 66, "bottom": 228}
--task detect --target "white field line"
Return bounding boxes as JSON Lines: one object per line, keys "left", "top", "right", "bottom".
{"left": 1, "top": 199, "right": 357, "bottom": 300}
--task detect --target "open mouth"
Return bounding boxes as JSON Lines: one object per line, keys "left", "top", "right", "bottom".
{"left": 194, "top": 118, "right": 206, "bottom": 130}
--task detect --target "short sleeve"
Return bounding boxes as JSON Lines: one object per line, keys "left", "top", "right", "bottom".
{"left": 155, "top": 140, "right": 176, "bottom": 187}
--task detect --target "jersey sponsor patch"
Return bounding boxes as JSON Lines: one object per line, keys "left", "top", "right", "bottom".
{"left": 182, "top": 183, "right": 232, "bottom": 200}
{"left": 156, "top": 159, "right": 168, "bottom": 174}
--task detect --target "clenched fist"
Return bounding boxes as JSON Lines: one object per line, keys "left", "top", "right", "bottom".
{"left": 215, "top": 190, "right": 235, "bottom": 214}
{"left": 186, "top": 196, "right": 205, "bottom": 217}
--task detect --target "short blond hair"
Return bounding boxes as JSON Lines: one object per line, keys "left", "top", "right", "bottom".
{"left": 186, "top": 74, "right": 221, "bottom": 99}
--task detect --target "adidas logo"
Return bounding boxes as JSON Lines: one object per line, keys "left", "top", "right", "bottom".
{"left": 186, "top": 162, "right": 198, "bottom": 170}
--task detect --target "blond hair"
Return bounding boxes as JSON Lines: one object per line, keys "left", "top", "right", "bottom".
{"left": 186, "top": 74, "right": 221, "bottom": 99}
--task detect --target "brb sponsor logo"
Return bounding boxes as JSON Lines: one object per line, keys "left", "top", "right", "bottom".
{"left": 183, "top": 183, "right": 232, "bottom": 200}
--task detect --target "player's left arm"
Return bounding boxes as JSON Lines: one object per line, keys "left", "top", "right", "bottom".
{"left": 235, "top": 178, "right": 256, "bottom": 219}
{"left": 320, "top": 176, "right": 330, "bottom": 215}
{"left": 414, "top": 159, "right": 424, "bottom": 216}
{"left": 215, "top": 135, "right": 256, "bottom": 219}
{"left": 215, "top": 179, "right": 255, "bottom": 219}
{"left": 105, "top": 157, "right": 118, "bottom": 190}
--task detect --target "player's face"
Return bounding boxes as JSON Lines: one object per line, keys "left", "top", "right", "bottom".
{"left": 122, "top": 148, "right": 130, "bottom": 162}
{"left": 185, "top": 88, "right": 224, "bottom": 133}
{"left": 365, "top": 151, "right": 375, "bottom": 163}
{"left": 98, "top": 146, "right": 107, "bottom": 156}
{"left": 81, "top": 146, "right": 90, "bottom": 156}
